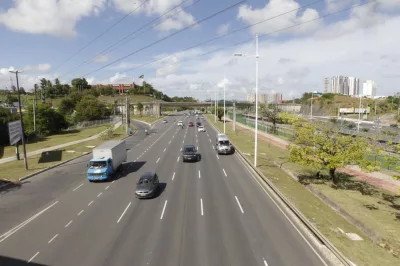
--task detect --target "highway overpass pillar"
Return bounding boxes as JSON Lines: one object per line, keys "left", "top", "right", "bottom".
{"left": 233, "top": 102, "right": 236, "bottom": 132}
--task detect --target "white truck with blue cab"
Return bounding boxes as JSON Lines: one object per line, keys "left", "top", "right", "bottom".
{"left": 87, "top": 140, "right": 127, "bottom": 181}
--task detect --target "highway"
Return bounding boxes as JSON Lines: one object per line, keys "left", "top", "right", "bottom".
{"left": 0, "top": 114, "right": 327, "bottom": 266}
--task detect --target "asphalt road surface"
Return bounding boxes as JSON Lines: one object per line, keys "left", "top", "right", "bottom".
{"left": 0, "top": 114, "right": 327, "bottom": 266}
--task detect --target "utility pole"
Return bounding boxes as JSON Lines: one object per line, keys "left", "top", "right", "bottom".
{"left": 126, "top": 96, "right": 130, "bottom": 134}
{"left": 233, "top": 102, "right": 236, "bottom": 131}
{"left": 9, "top": 70, "right": 28, "bottom": 170}
{"left": 223, "top": 75, "right": 226, "bottom": 134}
{"left": 357, "top": 94, "right": 362, "bottom": 132}
{"left": 254, "top": 33, "right": 259, "bottom": 167}
{"left": 33, "top": 84, "right": 37, "bottom": 133}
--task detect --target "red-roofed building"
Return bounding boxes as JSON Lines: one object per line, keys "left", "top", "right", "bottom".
{"left": 93, "top": 84, "right": 135, "bottom": 94}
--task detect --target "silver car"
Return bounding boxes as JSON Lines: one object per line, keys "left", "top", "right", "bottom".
{"left": 135, "top": 172, "right": 159, "bottom": 199}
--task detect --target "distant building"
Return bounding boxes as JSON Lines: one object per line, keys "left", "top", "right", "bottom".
{"left": 93, "top": 84, "right": 135, "bottom": 94}
{"left": 246, "top": 93, "right": 282, "bottom": 104}
{"left": 246, "top": 93, "right": 256, "bottom": 103}
{"left": 330, "top": 75, "right": 360, "bottom": 96}
{"left": 348, "top": 77, "right": 360, "bottom": 96}
{"left": 324, "top": 78, "right": 329, "bottom": 93}
{"left": 362, "top": 80, "right": 377, "bottom": 97}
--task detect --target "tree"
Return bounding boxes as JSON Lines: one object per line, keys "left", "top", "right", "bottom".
{"left": 24, "top": 103, "right": 67, "bottom": 136}
{"left": 19, "top": 87, "right": 26, "bottom": 95}
{"left": 288, "top": 120, "right": 376, "bottom": 183}
{"left": 11, "top": 85, "right": 16, "bottom": 93}
{"left": 137, "top": 102, "right": 144, "bottom": 117}
{"left": 5, "top": 95, "right": 18, "bottom": 105}
{"left": 71, "top": 78, "right": 90, "bottom": 91}
{"left": 261, "top": 104, "right": 281, "bottom": 134}
{"left": 58, "top": 98, "right": 76, "bottom": 115}
{"left": 217, "top": 107, "right": 224, "bottom": 121}
{"left": 100, "top": 86, "right": 114, "bottom": 96}
{"left": 74, "top": 95, "right": 108, "bottom": 122}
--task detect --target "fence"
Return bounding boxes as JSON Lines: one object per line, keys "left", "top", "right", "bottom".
{"left": 67, "top": 117, "right": 121, "bottom": 130}
{"left": 228, "top": 113, "right": 295, "bottom": 140}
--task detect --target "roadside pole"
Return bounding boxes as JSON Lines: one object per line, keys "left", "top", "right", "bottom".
{"left": 233, "top": 102, "right": 236, "bottom": 132}
{"left": 126, "top": 96, "right": 130, "bottom": 134}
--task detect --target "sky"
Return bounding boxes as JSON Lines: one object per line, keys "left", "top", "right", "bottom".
{"left": 1, "top": 0, "right": 400, "bottom": 100}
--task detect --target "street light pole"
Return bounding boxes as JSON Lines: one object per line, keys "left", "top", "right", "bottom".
{"left": 311, "top": 91, "right": 314, "bottom": 119}
{"left": 223, "top": 75, "right": 226, "bottom": 134}
{"left": 254, "top": 34, "right": 259, "bottom": 167}
{"left": 9, "top": 70, "right": 28, "bottom": 170}
{"left": 357, "top": 94, "right": 362, "bottom": 132}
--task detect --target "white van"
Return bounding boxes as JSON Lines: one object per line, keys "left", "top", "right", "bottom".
{"left": 215, "top": 134, "right": 234, "bottom": 155}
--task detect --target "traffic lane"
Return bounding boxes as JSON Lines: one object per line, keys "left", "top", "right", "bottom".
{"left": 197, "top": 129, "right": 262, "bottom": 266}
{"left": 29, "top": 120, "right": 180, "bottom": 265}
{"left": 0, "top": 120, "right": 149, "bottom": 232}
{"left": 204, "top": 145, "right": 326, "bottom": 263}
{"left": 0, "top": 121, "right": 176, "bottom": 261}
{"left": 132, "top": 121, "right": 205, "bottom": 266}
{"left": 101, "top": 125, "right": 190, "bottom": 266}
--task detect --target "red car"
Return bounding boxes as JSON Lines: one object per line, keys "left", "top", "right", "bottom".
{"left": 188, "top": 122, "right": 194, "bottom": 127}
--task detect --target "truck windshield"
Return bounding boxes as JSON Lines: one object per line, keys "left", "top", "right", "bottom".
{"left": 89, "top": 161, "right": 107, "bottom": 168}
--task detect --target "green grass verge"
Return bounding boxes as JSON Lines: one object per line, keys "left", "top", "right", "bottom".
{"left": 1, "top": 126, "right": 109, "bottom": 159}
{"left": 206, "top": 114, "right": 400, "bottom": 266}
{"left": 0, "top": 126, "right": 127, "bottom": 181}
{"left": 131, "top": 114, "right": 165, "bottom": 124}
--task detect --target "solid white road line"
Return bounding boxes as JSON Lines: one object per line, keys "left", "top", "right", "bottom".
{"left": 263, "top": 258, "right": 269, "bottom": 266}
{"left": 172, "top": 172, "right": 175, "bottom": 181}
{"left": 223, "top": 169, "right": 227, "bottom": 177}
{"left": 177, "top": 156, "right": 180, "bottom": 162}
{"left": 156, "top": 158, "right": 160, "bottom": 163}
{"left": 235, "top": 196, "right": 244, "bottom": 214}
{"left": 0, "top": 201, "right": 59, "bottom": 243}
{"left": 117, "top": 202, "right": 132, "bottom": 223}
{"left": 97, "top": 192, "right": 103, "bottom": 197}
{"left": 160, "top": 200, "right": 168, "bottom": 220}
{"left": 200, "top": 198, "right": 204, "bottom": 216}
{"left": 88, "top": 201, "right": 94, "bottom": 206}
{"left": 48, "top": 234, "right": 58, "bottom": 244}
{"left": 105, "top": 186, "right": 110, "bottom": 190}
{"left": 28, "top": 252, "right": 40, "bottom": 263}
{"left": 163, "top": 148, "right": 166, "bottom": 152}
{"left": 198, "top": 170, "right": 201, "bottom": 178}
{"left": 73, "top": 183, "right": 84, "bottom": 191}
{"left": 65, "top": 220, "right": 73, "bottom": 228}
{"left": 78, "top": 210, "right": 84, "bottom": 216}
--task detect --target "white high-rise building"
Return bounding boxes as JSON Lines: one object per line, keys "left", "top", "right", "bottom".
{"left": 362, "top": 80, "right": 377, "bottom": 97}
{"left": 348, "top": 77, "right": 360, "bottom": 96}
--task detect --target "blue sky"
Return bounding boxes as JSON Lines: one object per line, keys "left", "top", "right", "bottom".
{"left": 1, "top": 0, "right": 400, "bottom": 100}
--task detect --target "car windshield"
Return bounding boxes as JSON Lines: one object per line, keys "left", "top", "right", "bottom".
{"left": 185, "top": 147, "right": 195, "bottom": 152}
{"left": 89, "top": 161, "right": 107, "bottom": 168}
{"left": 219, "top": 140, "right": 230, "bottom": 146}
{"left": 138, "top": 178, "right": 151, "bottom": 185}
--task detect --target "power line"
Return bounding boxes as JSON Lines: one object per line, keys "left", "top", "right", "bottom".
{"left": 52, "top": 0, "right": 150, "bottom": 73}
{"left": 81, "top": 0, "right": 245, "bottom": 77}
{"left": 126, "top": 0, "right": 377, "bottom": 78}
{"left": 60, "top": 0, "right": 199, "bottom": 78}
{"left": 122, "top": 0, "right": 325, "bottom": 74}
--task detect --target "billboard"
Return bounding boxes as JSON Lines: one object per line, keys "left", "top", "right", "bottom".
{"left": 8, "top": 120, "right": 22, "bottom": 145}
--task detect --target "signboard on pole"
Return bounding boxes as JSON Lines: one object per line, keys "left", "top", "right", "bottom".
{"left": 8, "top": 120, "right": 22, "bottom": 145}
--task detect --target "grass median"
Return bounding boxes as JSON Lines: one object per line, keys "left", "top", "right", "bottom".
{"left": 206, "top": 114, "right": 400, "bottom": 266}
{"left": 0, "top": 125, "right": 110, "bottom": 159}
{"left": 0, "top": 126, "right": 128, "bottom": 182}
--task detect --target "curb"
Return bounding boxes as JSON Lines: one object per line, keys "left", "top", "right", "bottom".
{"left": 0, "top": 131, "right": 136, "bottom": 190}
{"left": 205, "top": 116, "right": 351, "bottom": 266}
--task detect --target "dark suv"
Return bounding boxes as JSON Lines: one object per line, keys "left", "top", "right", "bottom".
{"left": 135, "top": 172, "right": 159, "bottom": 199}
{"left": 182, "top": 145, "right": 200, "bottom": 162}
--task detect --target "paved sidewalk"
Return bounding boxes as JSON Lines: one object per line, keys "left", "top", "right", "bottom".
{"left": 228, "top": 118, "right": 400, "bottom": 194}
{"left": 0, "top": 122, "right": 122, "bottom": 165}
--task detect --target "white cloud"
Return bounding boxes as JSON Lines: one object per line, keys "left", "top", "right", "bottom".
{"left": 217, "top": 23, "right": 230, "bottom": 36}
{"left": 325, "top": 0, "right": 360, "bottom": 13}
{"left": 108, "top": 62, "right": 141, "bottom": 70}
{"left": 155, "top": 55, "right": 180, "bottom": 77}
{"left": 237, "top": 0, "right": 322, "bottom": 36}
{"left": 0, "top": 0, "right": 107, "bottom": 37}
{"left": 91, "top": 54, "right": 109, "bottom": 63}
{"left": 112, "top": 0, "right": 196, "bottom": 31}
{"left": 99, "top": 72, "right": 134, "bottom": 84}
{"left": 377, "top": 0, "right": 400, "bottom": 9}
{"left": 23, "top": 63, "right": 52, "bottom": 72}
{"left": 130, "top": 15, "right": 400, "bottom": 99}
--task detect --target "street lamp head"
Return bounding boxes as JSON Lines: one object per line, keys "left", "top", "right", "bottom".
{"left": 9, "top": 70, "right": 22, "bottom": 74}
{"left": 233, "top": 53, "right": 244, "bottom": 57}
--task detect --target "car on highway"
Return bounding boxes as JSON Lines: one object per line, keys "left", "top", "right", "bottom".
{"left": 390, "top": 124, "right": 398, "bottom": 128}
{"left": 177, "top": 121, "right": 183, "bottom": 126}
{"left": 215, "top": 134, "right": 234, "bottom": 155}
{"left": 182, "top": 145, "right": 200, "bottom": 162}
{"left": 135, "top": 172, "right": 160, "bottom": 199}
{"left": 196, "top": 121, "right": 201, "bottom": 127}
{"left": 198, "top": 126, "right": 206, "bottom": 132}
{"left": 188, "top": 122, "right": 194, "bottom": 127}
{"left": 163, "top": 119, "right": 168, "bottom": 123}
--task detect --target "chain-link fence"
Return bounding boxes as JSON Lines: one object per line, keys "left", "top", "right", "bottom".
{"left": 67, "top": 117, "right": 121, "bottom": 130}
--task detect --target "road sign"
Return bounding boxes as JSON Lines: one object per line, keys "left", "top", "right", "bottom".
{"left": 8, "top": 120, "right": 22, "bottom": 145}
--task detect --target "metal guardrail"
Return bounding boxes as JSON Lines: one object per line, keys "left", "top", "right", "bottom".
{"left": 206, "top": 115, "right": 351, "bottom": 266}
